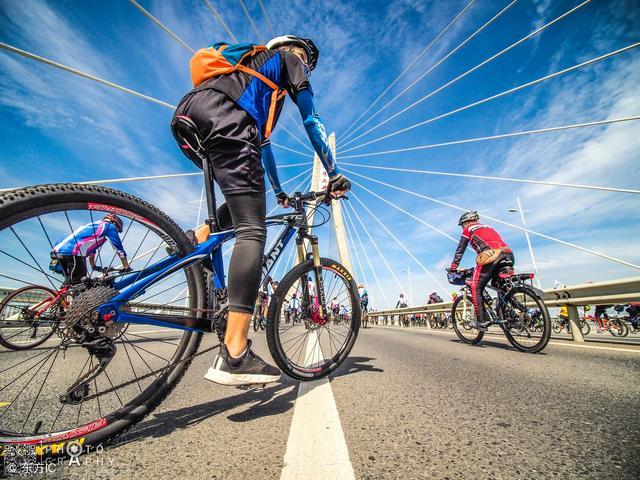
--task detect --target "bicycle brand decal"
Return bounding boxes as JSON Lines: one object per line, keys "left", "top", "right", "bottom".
{"left": 87, "top": 203, "right": 178, "bottom": 249}
{"left": 328, "top": 264, "right": 352, "bottom": 282}
{"left": 87, "top": 203, "right": 158, "bottom": 228}
{"left": 2, "top": 417, "right": 107, "bottom": 446}
{"left": 262, "top": 237, "right": 286, "bottom": 277}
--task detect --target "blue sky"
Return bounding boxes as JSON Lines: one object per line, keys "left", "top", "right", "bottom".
{"left": 1, "top": 0, "right": 639, "bottom": 308}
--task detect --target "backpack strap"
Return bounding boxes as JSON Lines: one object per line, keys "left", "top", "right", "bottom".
{"left": 235, "top": 63, "right": 287, "bottom": 139}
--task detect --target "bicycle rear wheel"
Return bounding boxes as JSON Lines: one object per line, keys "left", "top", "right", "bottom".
{"left": 451, "top": 295, "right": 484, "bottom": 344}
{"left": 266, "top": 258, "right": 360, "bottom": 381}
{"left": 0, "top": 285, "right": 62, "bottom": 350}
{"left": 608, "top": 319, "right": 629, "bottom": 337}
{"left": 0, "top": 184, "right": 205, "bottom": 450}
{"left": 501, "top": 286, "right": 551, "bottom": 353}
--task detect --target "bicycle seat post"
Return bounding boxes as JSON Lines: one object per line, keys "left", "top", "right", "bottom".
{"left": 201, "top": 156, "right": 220, "bottom": 233}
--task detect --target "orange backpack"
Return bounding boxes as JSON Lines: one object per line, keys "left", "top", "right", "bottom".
{"left": 190, "top": 42, "right": 286, "bottom": 138}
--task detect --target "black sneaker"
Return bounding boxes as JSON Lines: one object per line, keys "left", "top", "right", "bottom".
{"left": 204, "top": 340, "right": 281, "bottom": 386}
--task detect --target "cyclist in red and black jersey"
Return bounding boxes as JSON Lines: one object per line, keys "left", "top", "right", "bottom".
{"left": 449, "top": 211, "right": 514, "bottom": 329}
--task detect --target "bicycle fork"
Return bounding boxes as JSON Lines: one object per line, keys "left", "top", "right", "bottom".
{"left": 296, "top": 234, "right": 328, "bottom": 322}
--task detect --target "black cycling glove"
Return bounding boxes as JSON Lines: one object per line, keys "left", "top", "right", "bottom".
{"left": 276, "top": 192, "right": 290, "bottom": 207}
{"left": 329, "top": 173, "right": 351, "bottom": 194}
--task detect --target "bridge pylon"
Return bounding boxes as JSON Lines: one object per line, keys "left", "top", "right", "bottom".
{"left": 304, "top": 133, "right": 353, "bottom": 274}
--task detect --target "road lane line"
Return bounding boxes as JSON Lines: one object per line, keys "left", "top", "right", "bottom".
{"left": 375, "top": 325, "right": 640, "bottom": 353}
{"left": 281, "top": 332, "right": 355, "bottom": 480}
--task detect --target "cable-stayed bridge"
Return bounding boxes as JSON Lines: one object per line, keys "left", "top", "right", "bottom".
{"left": 0, "top": 1, "right": 638, "bottom": 479}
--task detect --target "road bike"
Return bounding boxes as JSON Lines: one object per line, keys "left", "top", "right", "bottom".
{"left": 0, "top": 121, "right": 360, "bottom": 452}
{"left": 0, "top": 285, "right": 67, "bottom": 350}
{"left": 595, "top": 315, "right": 629, "bottom": 337}
{"left": 447, "top": 268, "right": 551, "bottom": 353}
{"left": 252, "top": 292, "right": 268, "bottom": 332}
{"left": 0, "top": 269, "right": 131, "bottom": 351}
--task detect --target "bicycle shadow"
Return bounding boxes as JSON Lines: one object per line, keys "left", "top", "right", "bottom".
{"left": 114, "top": 380, "right": 298, "bottom": 446}
{"left": 332, "top": 356, "right": 384, "bottom": 378}
{"left": 450, "top": 337, "right": 549, "bottom": 355}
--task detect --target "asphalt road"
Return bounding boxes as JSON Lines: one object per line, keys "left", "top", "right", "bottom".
{"left": 12, "top": 325, "right": 640, "bottom": 479}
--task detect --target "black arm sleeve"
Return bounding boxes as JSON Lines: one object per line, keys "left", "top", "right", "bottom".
{"left": 451, "top": 236, "right": 469, "bottom": 269}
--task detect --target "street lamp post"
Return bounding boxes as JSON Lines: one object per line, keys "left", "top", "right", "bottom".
{"left": 508, "top": 197, "right": 542, "bottom": 288}
{"left": 402, "top": 266, "right": 413, "bottom": 307}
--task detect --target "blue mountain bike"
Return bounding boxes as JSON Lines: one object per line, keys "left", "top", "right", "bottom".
{"left": 0, "top": 151, "right": 359, "bottom": 451}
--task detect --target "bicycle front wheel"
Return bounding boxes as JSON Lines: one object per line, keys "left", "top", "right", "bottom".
{"left": 501, "top": 286, "right": 551, "bottom": 353}
{"left": 580, "top": 319, "right": 591, "bottom": 336}
{"left": 0, "top": 285, "right": 61, "bottom": 350}
{"left": 266, "top": 258, "right": 360, "bottom": 381}
{"left": 451, "top": 295, "right": 484, "bottom": 344}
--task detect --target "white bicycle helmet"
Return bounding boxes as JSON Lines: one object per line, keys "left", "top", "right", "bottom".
{"left": 266, "top": 35, "right": 319, "bottom": 70}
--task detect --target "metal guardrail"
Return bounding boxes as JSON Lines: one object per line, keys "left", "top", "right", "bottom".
{"left": 370, "top": 277, "right": 640, "bottom": 343}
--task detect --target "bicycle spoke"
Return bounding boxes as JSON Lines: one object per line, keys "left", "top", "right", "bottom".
{"left": 9, "top": 228, "right": 59, "bottom": 290}
{"left": 20, "top": 348, "right": 60, "bottom": 432}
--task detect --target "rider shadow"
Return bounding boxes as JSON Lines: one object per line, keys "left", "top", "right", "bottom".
{"left": 332, "top": 356, "right": 384, "bottom": 378}
{"left": 115, "top": 380, "right": 298, "bottom": 446}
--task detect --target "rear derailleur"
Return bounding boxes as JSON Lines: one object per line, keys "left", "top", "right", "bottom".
{"left": 59, "top": 337, "right": 116, "bottom": 405}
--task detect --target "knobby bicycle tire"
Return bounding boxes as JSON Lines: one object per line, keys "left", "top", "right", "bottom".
{"left": 0, "top": 184, "right": 205, "bottom": 451}
{"left": 266, "top": 258, "right": 359, "bottom": 381}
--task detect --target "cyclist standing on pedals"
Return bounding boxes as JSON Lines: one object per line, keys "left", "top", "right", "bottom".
{"left": 172, "top": 35, "right": 351, "bottom": 386}
{"left": 49, "top": 213, "right": 131, "bottom": 285}
{"left": 448, "top": 211, "right": 514, "bottom": 331}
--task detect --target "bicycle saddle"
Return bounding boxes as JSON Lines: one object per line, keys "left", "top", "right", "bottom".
{"left": 171, "top": 115, "right": 207, "bottom": 168}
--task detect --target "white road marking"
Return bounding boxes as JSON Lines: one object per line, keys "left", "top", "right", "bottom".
{"left": 281, "top": 331, "right": 355, "bottom": 480}
{"left": 376, "top": 325, "right": 640, "bottom": 353}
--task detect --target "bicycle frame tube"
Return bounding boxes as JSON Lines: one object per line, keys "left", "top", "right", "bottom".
{"left": 97, "top": 217, "right": 299, "bottom": 332}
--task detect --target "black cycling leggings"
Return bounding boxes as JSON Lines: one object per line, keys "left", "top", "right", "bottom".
{"left": 470, "top": 251, "right": 514, "bottom": 323}
{"left": 225, "top": 192, "right": 267, "bottom": 314}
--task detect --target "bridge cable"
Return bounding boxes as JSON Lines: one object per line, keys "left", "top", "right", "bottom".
{"left": 340, "top": 0, "right": 478, "bottom": 140}
{"left": 346, "top": 177, "right": 457, "bottom": 243}
{"left": 238, "top": 0, "right": 265, "bottom": 42}
{"left": 270, "top": 143, "right": 314, "bottom": 157}
{"left": 344, "top": 202, "right": 406, "bottom": 298}
{"left": 338, "top": 0, "right": 594, "bottom": 150}
{"left": 350, "top": 191, "right": 449, "bottom": 293}
{"left": 342, "top": 158, "right": 640, "bottom": 195}
{"left": 203, "top": 0, "right": 239, "bottom": 42}
{"left": 128, "top": 0, "right": 195, "bottom": 53}
{"left": 342, "top": 203, "right": 390, "bottom": 309}
{"left": 0, "top": 42, "right": 176, "bottom": 109}
{"left": 257, "top": 0, "right": 276, "bottom": 38}
{"left": 340, "top": 206, "right": 370, "bottom": 294}
{"left": 338, "top": 115, "right": 640, "bottom": 166}
{"left": 340, "top": 0, "right": 517, "bottom": 145}
{"left": 339, "top": 41, "right": 640, "bottom": 153}
{"left": 1, "top": 162, "right": 311, "bottom": 193}
{"left": 345, "top": 168, "right": 640, "bottom": 271}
